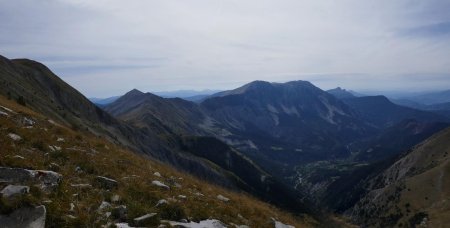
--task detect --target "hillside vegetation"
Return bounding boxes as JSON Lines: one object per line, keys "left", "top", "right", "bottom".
{"left": 348, "top": 126, "right": 450, "bottom": 227}
{"left": 0, "top": 95, "right": 320, "bottom": 227}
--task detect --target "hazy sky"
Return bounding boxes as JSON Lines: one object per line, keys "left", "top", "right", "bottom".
{"left": 1, "top": 0, "right": 450, "bottom": 97}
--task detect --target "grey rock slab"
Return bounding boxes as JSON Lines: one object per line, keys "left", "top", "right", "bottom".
{"left": 151, "top": 180, "right": 169, "bottom": 189}
{"left": 0, "top": 167, "right": 35, "bottom": 183}
{"left": 95, "top": 176, "right": 118, "bottom": 189}
{"left": 217, "top": 194, "right": 230, "bottom": 202}
{"left": 133, "top": 213, "right": 157, "bottom": 226}
{"left": 0, "top": 185, "right": 29, "bottom": 198}
{"left": 0, "top": 205, "right": 46, "bottom": 228}
{"left": 7, "top": 133, "right": 22, "bottom": 141}
{"left": 155, "top": 199, "right": 168, "bottom": 207}
{"left": 166, "top": 219, "right": 227, "bottom": 228}
{"left": 34, "top": 170, "right": 62, "bottom": 191}
{"left": 0, "top": 167, "right": 62, "bottom": 191}
{"left": 98, "top": 201, "right": 112, "bottom": 212}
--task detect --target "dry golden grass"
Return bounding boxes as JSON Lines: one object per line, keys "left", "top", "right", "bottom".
{"left": 0, "top": 95, "right": 317, "bottom": 227}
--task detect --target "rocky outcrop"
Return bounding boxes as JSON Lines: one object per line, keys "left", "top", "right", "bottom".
{"left": 0, "top": 167, "right": 62, "bottom": 190}
{"left": 1, "top": 167, "right": 62, "bottom": 193}
{"left": 0, "top": 185, "right": 30, "bottom": 198}
{"left": 0, "top": 205, "right": 46, "bottom": 228}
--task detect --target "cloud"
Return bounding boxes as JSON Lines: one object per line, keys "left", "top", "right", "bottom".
{"left": 400, "top": 21, "right": 450, "bottom": 37}
{"left": 0, "top": 0, "right": 450, "bottom": 97}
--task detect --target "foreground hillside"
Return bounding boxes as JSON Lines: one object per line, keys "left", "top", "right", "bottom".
{"left": 0, "top": 96, "right": 320, "bottom": 227}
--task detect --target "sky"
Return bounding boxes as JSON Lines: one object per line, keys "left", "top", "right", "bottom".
{"left": 1, "top": 0, "right": 450, "bottom": 97}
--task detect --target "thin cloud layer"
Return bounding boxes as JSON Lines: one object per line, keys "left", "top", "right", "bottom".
{"left": 1, "top": 0, "right": 449, "bottom": 96}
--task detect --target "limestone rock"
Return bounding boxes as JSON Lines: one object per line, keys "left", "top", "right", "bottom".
{"left": 95, "top": 176, "right": 118, "bottom": 189}
{"left": 155, "top": 199, "right": 168, "bottom": 207}
{"left": 98, "top": 201, "right": 112, "bottom": 212}
{"left": 133, "top": 213, "right": 158, "bottom": 226}
{"left": 0, "top": 205, "right": 46, "bottom": 228}
{"left": 7, "top": 133, "right": 22, "bottom": 141}
{"left": 0, "top": 167, "right": 62, "bottom": 191}
{"left": 111, "top": 194, "right": 121, "bottom": 203}
{"left": 0, "top": 185, "right": 30, "bottom": 198}
{"left": 217, "top": 194, "right": 230, "bottom": 202}
{"left": 152, "top": 180, "right": 169, "bottom": 189}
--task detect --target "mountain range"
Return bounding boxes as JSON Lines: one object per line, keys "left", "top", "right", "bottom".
{"left": 1, "top": 54, "right": 450, "bottom": 227}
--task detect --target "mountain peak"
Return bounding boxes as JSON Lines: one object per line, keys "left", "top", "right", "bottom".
{"left": 243, "top": 80, "right": 272, "bottom": 90}
{"left": 327, "top": 87, "right": 356, "bottom": 99}
{"left": 125, "top": 88, "right": 144, "bottom": 97}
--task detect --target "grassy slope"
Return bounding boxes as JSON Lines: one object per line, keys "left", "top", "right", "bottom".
{"left": 349, "top": 126, "right": 450, "bottom": 227}
{"left": 0, "top": 95, "right": 320, "bottom": 227}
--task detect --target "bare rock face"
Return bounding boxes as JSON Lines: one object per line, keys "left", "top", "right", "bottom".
{"left": 0, "top": 167, "right": 62, "bottom": 191}
{"left": 35, "top": 170, "right": 62, "bottom": 190}
{"left": 0, "top": 167, "right": 35, "bottom": 183}
{"left": 1, "top": 185, "right": 30, "bottom": 198}
{"left": 0, "top": 205, "right": 46, "bottom": 228}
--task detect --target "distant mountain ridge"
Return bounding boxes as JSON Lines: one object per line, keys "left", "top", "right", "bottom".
{"left": 405, "top": 89, "right": 450, "bottom": 105}
{"left": 326, "top": 87, "right": 357, "bottom": 99}
{"left": 341, "top": 95, "right": 448, "bottom": 128}
{"left": 106, "top": 81, "right": 450, "bottom": 191}
{"left": 89, "top": 96, "right": 121, "bottom": 105}
{"left": 153, "top": 89, "right": 222, "bottom": 98}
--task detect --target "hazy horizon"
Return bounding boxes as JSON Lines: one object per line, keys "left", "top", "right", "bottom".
{"left": 1, "top": 0, "right": 450, "bottom": 97}
{"left": 87, "top": 79, "right": 449, "bottom": 100}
